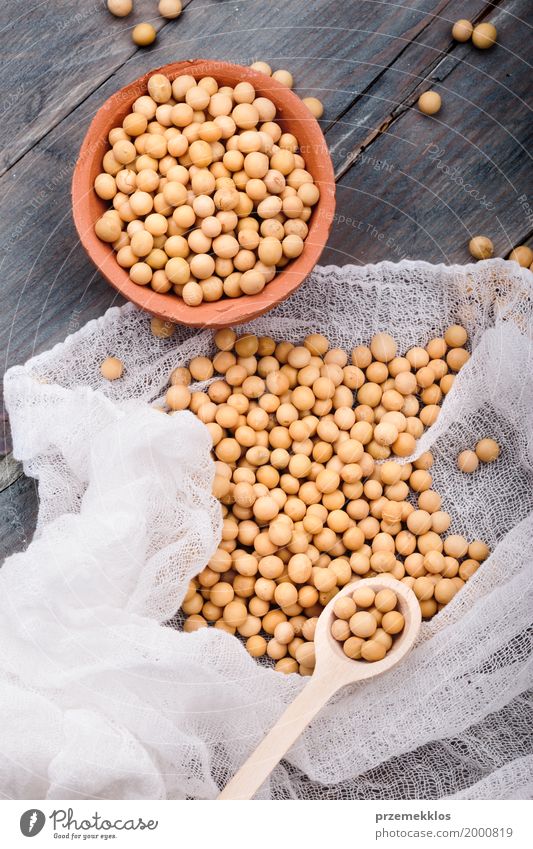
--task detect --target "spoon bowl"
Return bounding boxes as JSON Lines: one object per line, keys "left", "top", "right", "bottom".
{"left": 314, "top": 574, "right": 422, "bottom": 685}
{"left": 218, "top": 576, "right": 421, "bottom": 799}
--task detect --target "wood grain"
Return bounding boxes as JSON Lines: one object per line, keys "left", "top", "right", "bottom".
{"left": 326, "top": 0, "right": 493, "bottom": 174}
{"left": 0, "top": 0, "right": 193, "bottom": 176}
{"left": 321, "top": 0, "right": 533, "bottom": 267}
{"left": 0, "top": 452, "right": 22, "bottom": 492}
{"left": 0, "top": 472, "right": 38, "bottom": 561}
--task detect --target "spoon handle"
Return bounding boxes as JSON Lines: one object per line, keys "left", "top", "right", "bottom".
{"left": 218, "top": 672, "right": 338, "bottom": 800}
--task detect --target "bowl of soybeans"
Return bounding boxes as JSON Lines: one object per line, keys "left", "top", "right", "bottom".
{"left": 133, "top": 323, "right": 493, "bottom": 676}
{"left": 73, "top": 59, "right": 336, "bottom": 328}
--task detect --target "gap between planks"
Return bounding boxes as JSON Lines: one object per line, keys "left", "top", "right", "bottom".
{"left": 332, "top": 0, "right": 505, "bottom": 180}
{"left": 0, "top": 0, "right": 196, "bottom": 181}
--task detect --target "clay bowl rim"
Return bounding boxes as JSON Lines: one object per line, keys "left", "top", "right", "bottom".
{"left": 72, "top": 58, "right": 336, "bottom": 329}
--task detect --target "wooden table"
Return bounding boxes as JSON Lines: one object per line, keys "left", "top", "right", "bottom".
{"left": 1, "top": 0, "right": 531, "bottom": 559}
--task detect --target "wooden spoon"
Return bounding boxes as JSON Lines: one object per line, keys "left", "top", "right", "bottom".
{"left": 218, "top": 575, "right": 421, "bottom": 799}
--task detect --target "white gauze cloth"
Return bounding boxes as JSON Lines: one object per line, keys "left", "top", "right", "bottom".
{"left": 2, "top": 260, "right": 533, "bottom": 800}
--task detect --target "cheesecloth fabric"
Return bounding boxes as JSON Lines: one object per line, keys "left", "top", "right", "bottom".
{"left": 2, "top": 259, "right": 533, "bottom": 800}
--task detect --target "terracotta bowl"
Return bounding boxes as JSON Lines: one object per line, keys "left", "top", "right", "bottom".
{"left": 72, "top": 59, "right": 336, "bottom": 328}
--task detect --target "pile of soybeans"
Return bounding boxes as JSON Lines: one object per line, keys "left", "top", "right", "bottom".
{"left": 159, "top": 326, "right": 491, "bottom": 675}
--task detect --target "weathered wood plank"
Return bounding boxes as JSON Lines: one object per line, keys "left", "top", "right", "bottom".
{"left": 0, "top": 452, "right": 22, "bottom": 492}
{"left": 0, "top": 471, "right": 38, "bottom": 561}
{"left": 326, "top": 0, "right": 493, "bottom": 175}
{"left": 321, "top": 0, "right": 533, "bottom": 266}
{"left": 0, "top": 0, "right": 190, "bottom": 176}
